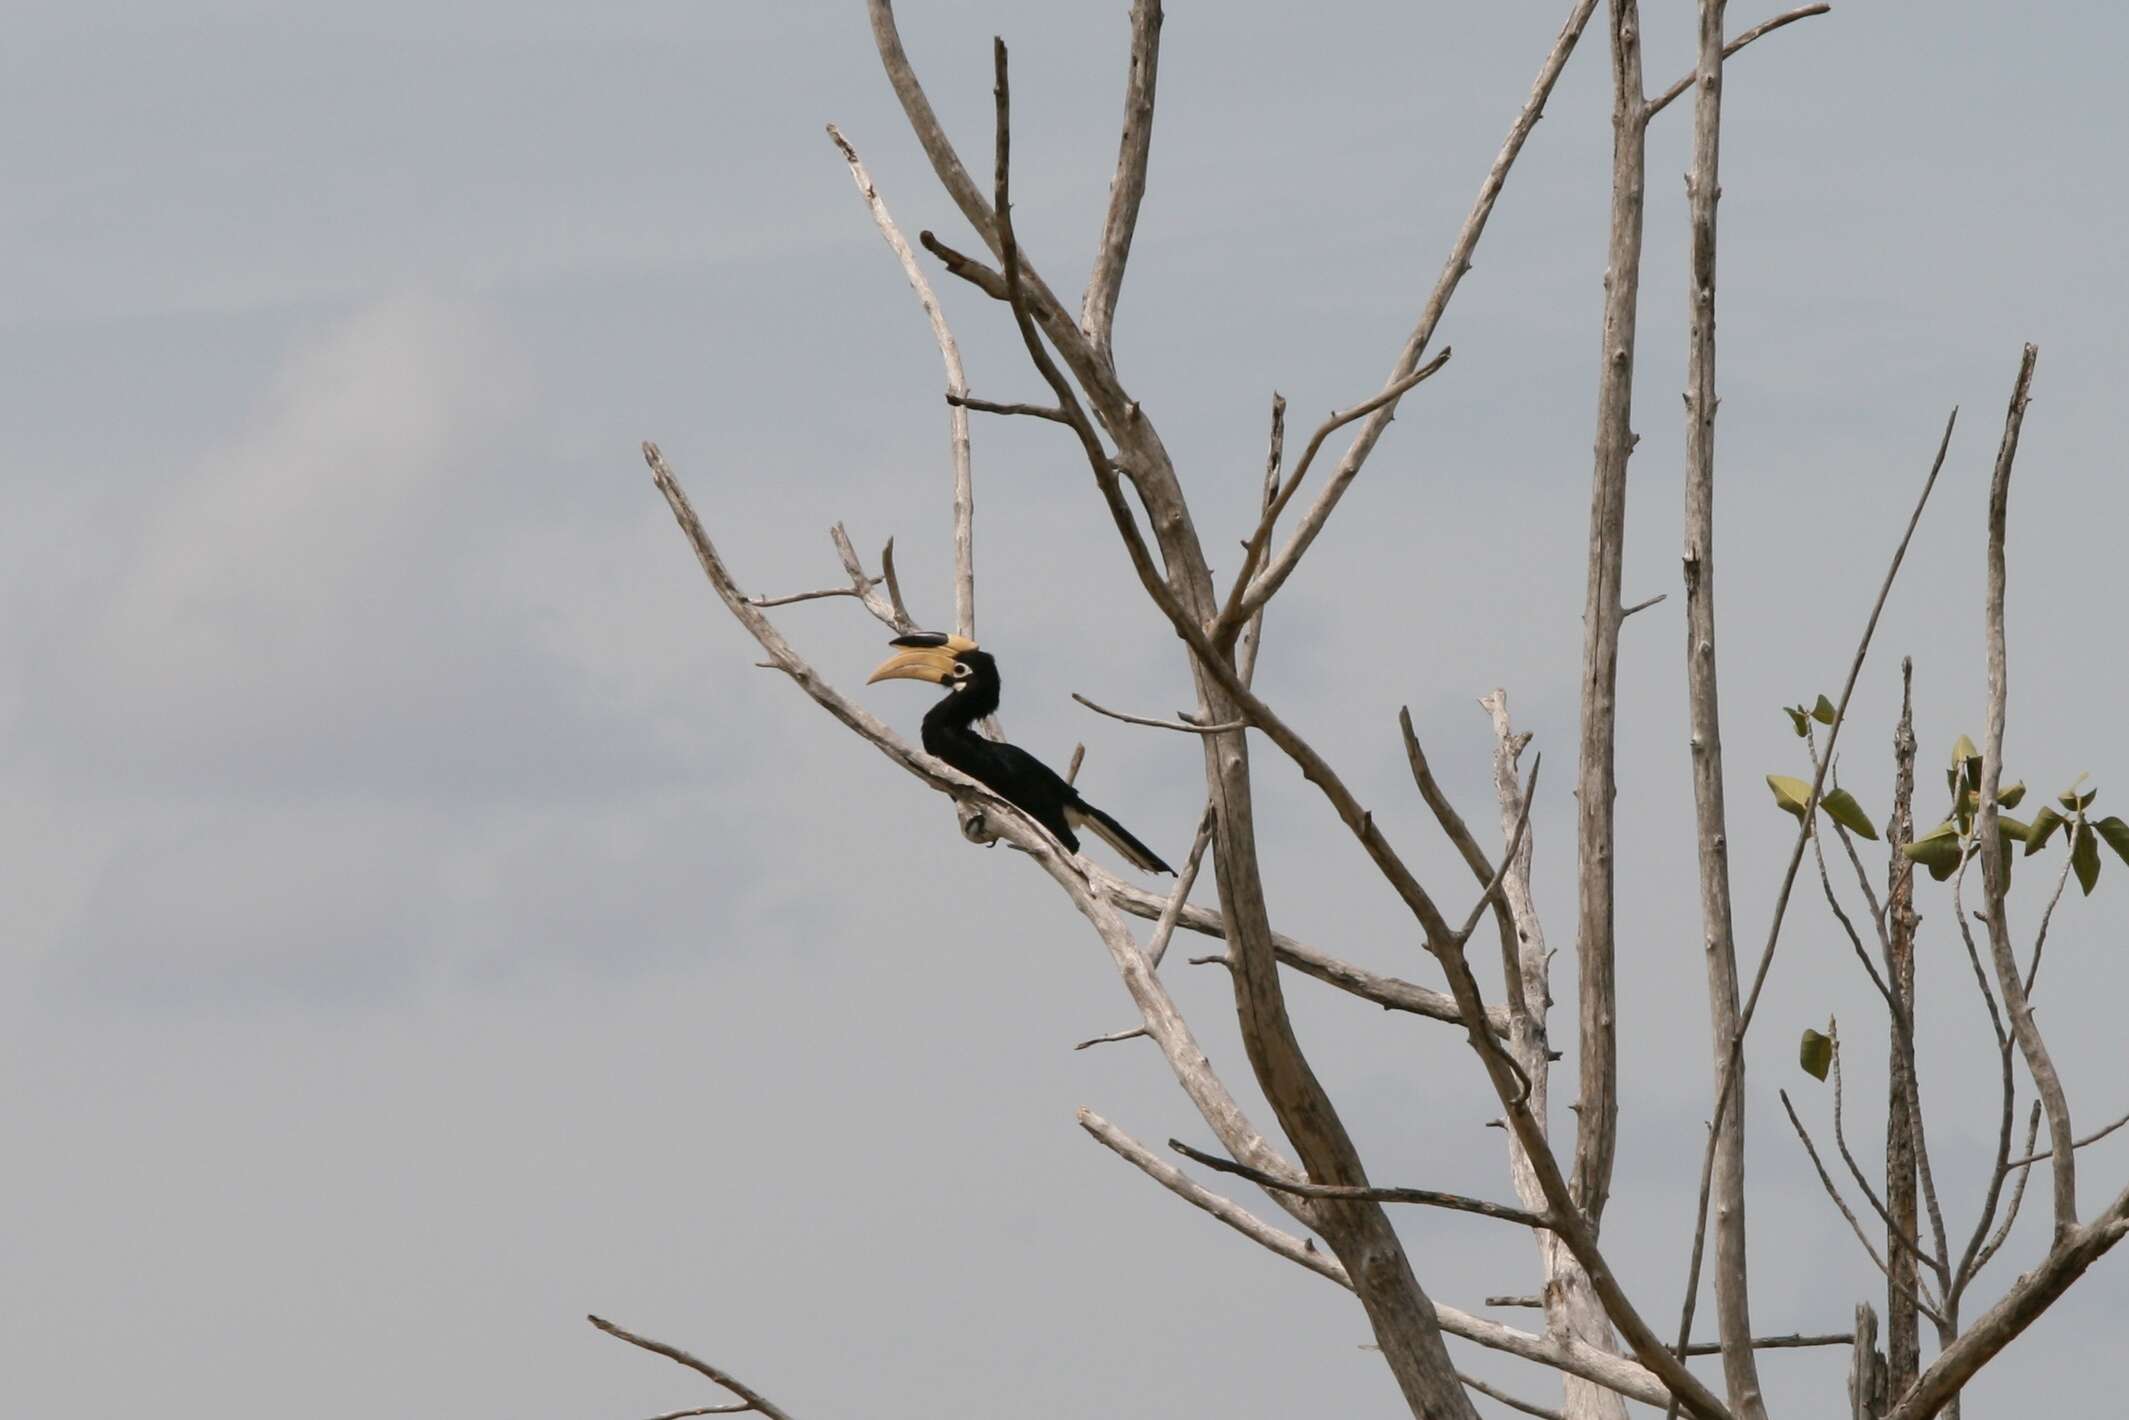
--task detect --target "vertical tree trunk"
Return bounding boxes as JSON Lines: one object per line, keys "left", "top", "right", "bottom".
{"left": 1885, "top": 661, "right": 1921, "bottom": 1399}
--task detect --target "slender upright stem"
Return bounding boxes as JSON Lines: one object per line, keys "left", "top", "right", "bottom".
{"left": 1974, "top": 344, "right": 2074, "bottom": 1241}
{"left": 1573, "top": 0, "right": 1648, "bottom": 1235}
{"left": 1885, "top": 660, "right": 1921, "bottom": 1396}
{"left": 1676, "top": 5, "right": 1767, "bottom": 1414}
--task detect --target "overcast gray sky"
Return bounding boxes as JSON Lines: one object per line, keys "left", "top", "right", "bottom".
{"left": 6, "top": 2, "right": 2127, "bottom": 1416}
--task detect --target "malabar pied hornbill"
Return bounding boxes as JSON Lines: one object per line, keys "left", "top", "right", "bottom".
{"left": 868, "top": 632, "right": 1175, "bottom": 876}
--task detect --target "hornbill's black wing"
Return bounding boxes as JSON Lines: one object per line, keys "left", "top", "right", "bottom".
{"left": 959, "top": 741, "right": 1174, "bottom": 875}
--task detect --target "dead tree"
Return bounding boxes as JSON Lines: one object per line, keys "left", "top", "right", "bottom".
{"left": 594, "top": 6, "right": 2128, "bottom": 1418}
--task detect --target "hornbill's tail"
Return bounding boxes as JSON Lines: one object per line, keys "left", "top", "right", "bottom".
{"left": 1068, "top": 803, "right": 1175, "bottom": 876}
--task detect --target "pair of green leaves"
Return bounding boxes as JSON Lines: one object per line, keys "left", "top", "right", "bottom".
{"left": 1765, "top": 775, "right": 1878, "bottom": 841}
{"left": 1782, "top": 694, "right": 1840, "bottom": 738}
{"left": 2029, "top": 802, "right": 2129, "bottom": 896}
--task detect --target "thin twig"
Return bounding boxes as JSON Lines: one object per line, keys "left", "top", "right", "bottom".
{"left": 1231, "top": 0, "right": 1602, "bottom": 623}
{"left": 1071, "top": 692, "right": 1247, "bottom": 735}
{"left": 1148, "top": 804, "right": 1217, "bottom": 968}
{"left": 1217, "top": 351, "right": 1453, "bottom": 634}
{"left": 1075, "top": 1110, "right": 1345, "bottom": 1285}
{"left": 588, "top": 1315, "right": 798, "bottom": 1420}
{"left": 1670, "top": 406, "right": 1957, "bottom": 1372}
{"left": 1080, "top": 0, "right": 1163, "bottom": 359}
{"left": 1073, "top": 1025, "right": 1147, "bottom": 1051}
{"left": 947, "top": 392, "right": 1072, "bottom": 424}
{"left": 1973, "top": 1105, "right": 2043, "bottom": 1279}
{"left": 746, "top": 587, "right": 863, "bottom": 609}
{"left": 1084, "top": 1121, "right": 1674, "bottom": 1407}
{"left": 1973, "top": 345, "right": 2073, "bottom": 1241}
{"left": 1454, "top": 755, "right": 1542, "bottom": 945}
{"left": 827, "top": 123, "right": 975, "bottom": 640}
{"left": 1681, "top": 1333, "right": 1855, "bottom": 1356}
{"left": 1458, "top": 1371, "right": 1565, "bottom": 1420}
{"left": 1170, "top": 1140, "right": 1553, "bottom": 1230}
{"left": 2006, "top": 1108, "right": 2129, "bottom": 1170}
{"left": 1646, "top": 4, "right": 1833, "bottom": 118}
{"left": 1776, "top": 1094, "right": 1947, "bottom": 1325}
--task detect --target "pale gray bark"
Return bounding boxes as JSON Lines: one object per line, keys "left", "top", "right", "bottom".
{"left": 1483, "top": 690, "right": 1628, "bottom": 1420}
{"left": 590, "top": 1315, "right": 800, "bottom": 1420}
{"left": 1677, "top": 5, "right": 1769, "bottom": 1414}
{"left": 1572, "top": 0, "right": 1646, "bottom": 1230}
{"left": 1973, "top": 344, "right": 2075, "bottom": 1243}
{"left": 825, "top": 125, "right": 976, "bottom": 641}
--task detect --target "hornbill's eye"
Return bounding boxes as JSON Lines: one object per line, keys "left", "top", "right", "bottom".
{"left": 950, "top": 662, "right": 973, "bottom": 679}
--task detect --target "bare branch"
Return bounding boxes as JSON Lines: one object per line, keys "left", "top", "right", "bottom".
{"left": 1777, "top": 1092, "right": 1947, "bottom": 1326}
{"left": 1682, "top": 1334, "right": 1856, "bottom": 1356}
{"left": 1974, "top": 1104, "right": 2046, "bottom": 1280}
{"left": 1232, "top": 0, "right": 1603, "bottom": 621}
{"left": 1972, "top": 344, "right": 2074, "bottom": 1241}
{"left": 1459, "top": 1372, "right": 1566, "bottom": 1420}
{"left": 946, "top": 392, "right": 1072, "bottom": 424}
{"left": 745, "top": 587, "right": 863, "bottom": 610}
{"left": 1884, "top": 657, "right": 1922, "bottom": 1397}
{"left": 1669, "top": 405, "right": 1956, "bottom": 1379}
{"left": 1830, "top": 1026, "right": 1942, "bottom": 1280}
{"left": 879, "top": 538, "right": 911, "bottom": 628}
{"left": 1066, "top": 742, "right": 1085, "bottom": 785}
{"left": 1886, "top": 1183, "right": 2129, "bottom": 1420}
{"left": 1621, "top": 591, "right": 1668, "bottom": 618}
{"left": 588, "top": 1315, "right": 798, "bottom": 1420}
{"left": 1094, "top": 868, "right": 1507, "bottom": 1032}
{"left": 1073, "top": 1026, "right": 1146, "bottom": 1051}
{"left": 1235, "top": 395, "right": 1284, "bottom": 688}
{"left": 1400, "top": 707, "right": 1521, "bottom": 1015}
{"left": 1170, "top": 1139, "right": 1555, "bottom": 1230}
{"left": 2023, "top": 835, "right": 2077, "bottom": 996}
{"left": 1646, "top": 5, "right": 1832, "bottom": 118}
{"left": 1081, "top": 0, "right": 1162, "bottom": 357}
{"left": 829, "top": 522, "right": 918, "bottom": 634}
{"left": 2006, "top": 1107, "right": 2129, "bottom": 1170}
{"left": 1071, "top": 691, "right": 1247, "bottom": 735}
{"left": 1075, "top": 1109, "right": 1345, "bottom": 1285}
{"left": 917, "top": 229, "right": 1009, "bottom": 301}
{"left": 827, "top": 123, "right": 975, "bottom": 639}
{"left": 1453, "top": 754, "right": 1541, "bottom": 946}
{"left": 1573, "top": 0, "right": 1651, "bottom": 1251}
{"left": 1220, "top": 350, "right": 1453, "bottom": 633}
{"left": 642, "top": 442, "right": 1316, "bottom": 1217}
{"left": 1489, "top": 1295, "right": 1546, "bottom": 1309}
{"left": 1147, "top": 804, "right": 1217, "bottom": 968}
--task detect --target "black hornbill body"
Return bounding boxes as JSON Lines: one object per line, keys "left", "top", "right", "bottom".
{"left": 868, "top": 632, "right": 1174, "bottom": 875}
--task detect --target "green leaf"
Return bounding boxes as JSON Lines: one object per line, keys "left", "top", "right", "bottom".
{"left": 1953, "top": 735, "right": 1982, "bottom": 794}
{"left": 1821, "top": 789, "right": 1879, "bottom": 841}
{"left": 1799, "top": 1029, "right": 1833, "bottom": 1082}
{"left": 2025, "top": 805, "right": 2066, "bottom": 855}
{"left": 1996, "top": 781, "right": 2027, "bottom": 810}
{"left": 2073, "top": 823, "right": 2102, "bottom": 896}
{"left": 1766, "top": 774, "right": 1814, "bottom": 821}
{"left": 2094, "top": 816, "right": 2129, "bottom": 867}
{"left": 1812, "top": 694, "right": 1838, "bottom": 726}
{"left": 1904, "top": 822, "right": 1965, "bottom": 880}
{"left": 2060, "top": 786, "right": 2099, "bottom": 812}
{"left": 1996, "top": 814, "right": 2033, "bottom": 846}
{"left": 1784, "top": 706, "right": 1810, "bottom": 738}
